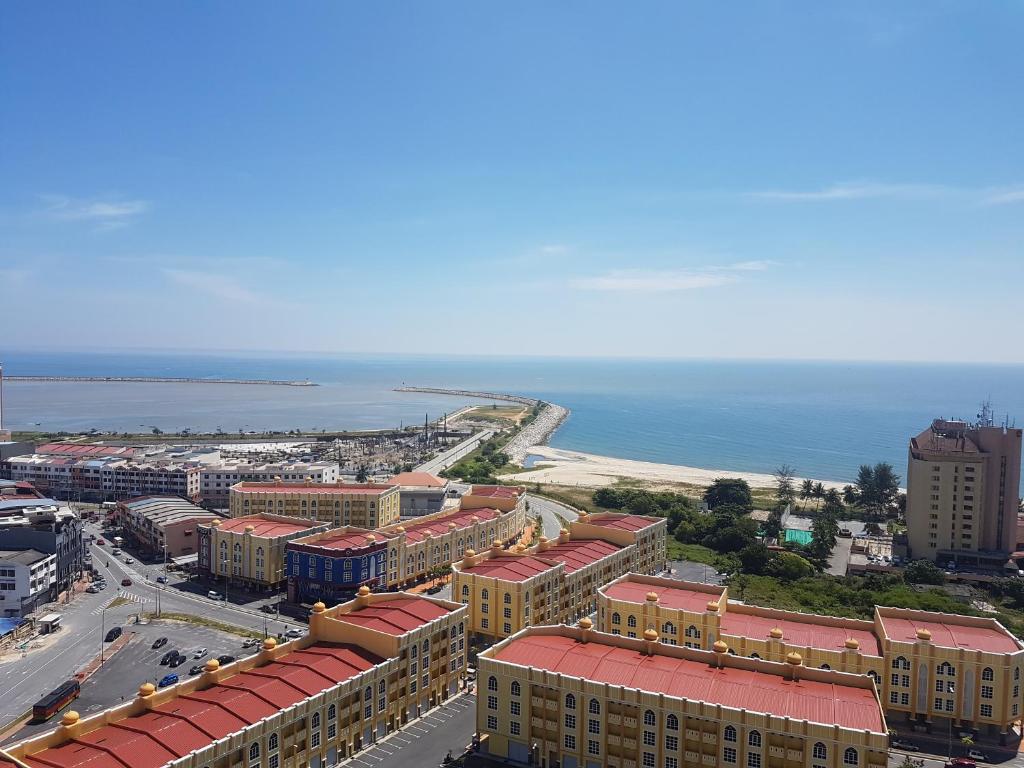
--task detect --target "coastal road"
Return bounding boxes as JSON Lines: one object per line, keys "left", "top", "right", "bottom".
{"left": 526, "top": 494, "right": 580, "bottom": 539}
{"left": 416, "top": 430, "right": 493, "bottom": 475}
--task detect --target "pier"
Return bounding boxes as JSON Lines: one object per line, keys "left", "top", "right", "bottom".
{"left": 394, "top": 386, "right": 539, "bottom": 405}
{"left": 5, "top": 375, "right": 317, "bottom": 387}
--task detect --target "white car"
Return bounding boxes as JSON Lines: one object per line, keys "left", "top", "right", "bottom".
{"left": 124, "top": 557, "right": 134, "bottom": 564}
{"left": 207, "top": 591, "right": 222, "bottom": 600}
{"left": 285, "top": 628, "right": 303, "bottom": 639}
{"left": 193, "top": 647, "right": 208, "bottom": 658}
{"left": 967, "top": 749, "right": 988, "bottom": 762}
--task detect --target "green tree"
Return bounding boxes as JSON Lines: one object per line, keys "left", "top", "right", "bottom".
{"left": 355, "top": 465, "right": 369, "bottom": 482}
{"left": 903, "top": 559, "right": 945, "bottom": 585}
{"left": 768, "top": 551, "right": 815, "bottom": 581}
{"left": 799, "top": 479, "right": 815, "bottom": 504}
{"left": 774, "top": 465, "right": 796, "bottom": 511}
{"left": 738, "top": 543, "right": 771, "bottom": 575}
{"left": 704, "top": 478, "right": 753, "bottom": 511}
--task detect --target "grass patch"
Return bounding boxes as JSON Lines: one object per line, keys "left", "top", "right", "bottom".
{"left": 464, "top": 405, "right": 529, "bottom": 425}
{"left": 106, "top": 596, "right": 134, "bottom": 609}
{"left": 667, "top": 541, "right": 726, "bottom": 567}
{"left": 148, "top": 612, "right": 264, "bottom": 638}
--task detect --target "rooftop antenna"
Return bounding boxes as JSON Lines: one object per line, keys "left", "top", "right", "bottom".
{"left": 976, "top": 399, "right": 994, "bottom": 428}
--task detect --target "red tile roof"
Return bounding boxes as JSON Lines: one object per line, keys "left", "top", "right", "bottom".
{"left": 721, "top": 611, "right": 883, "bottom": 657}
{"left": 879, "top": 614, "right": 1021, "bottom": 654}
{"left": 537, "top": 539, "right": 622, "bottom": 573}
{"left": 584, "top": 514, "right": 661, "bottom": 532}
{"left": 302, "top": 529, "right": 391, "bottom": 551}
{"left": 331, "top": 596, "right": 453, "bottom": 636}
{"left": 233, "top": 482, "right": 396, "bottom": 495}
{"left": 390, "top": 472, "right": 445, "bottom": 487}
{"left": 469, "top": 485, "right": 519, "bottom": 499}
{"left": 213, "top": 515, "right": 320, "bottom": 537}
{"left": 18, "top": 643, "right": 381, "bottom": 768}
{"left": 461, "top": 553, "right": 557, "bottom": 582}
{"left": 397, "top": 506, "right": 500, "bottom": 544}
{"left": 35, "top": 443, "right": 130, "bottom": 457}
{"left": 492, "top": 633, "right": 885, "bottom": 733}
{"left": 603, "top": 579, "right": 726, "bottom": 612}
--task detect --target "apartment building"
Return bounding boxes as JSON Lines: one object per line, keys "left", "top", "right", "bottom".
{"left": 0, "top": 548, "right": 57, "bottom": 617}
{"left": 569, "top": 510, "right": 667, "bottom": 574}
{"left": 198, "top": 513, "right": 330, "bottom": 589}
{"left": 906, "top": 418, "right": 1023, "bottom": 565}
{"left": 198, "top": 461, "right": 339, "bottom": 507}
{"left": 453, "top": 517, "right": 661, "bottom": 641}
{"left": 0, "top": 590, "right": 467, "bottom": 768}
{"left": 476, "top": 620, "right": 888, "bottom": 768}
{"left": 389, "top": 471, "right": 451, "bottom": 517}
{"left": 0, "top": 500, "right": 83, "bottom": 593}
{"left": 230, "top": 481, "right": 400, "bottom": 529}
{"left": 115, "top": 496, "right": 222, "bottom": 558}
{"left": 598, "top": 573, "right": 1024, "bottom": 742}
{"left": 286, "top": 500, "right": 527, "bottom": 604}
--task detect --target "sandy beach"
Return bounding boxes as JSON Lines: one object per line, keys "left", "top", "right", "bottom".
{"left": 502, "top": 445, "right": 848, "bottom": 491}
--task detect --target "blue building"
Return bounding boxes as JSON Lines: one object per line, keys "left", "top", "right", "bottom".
{"left": 286, "top": 529, "right": 388, "bottom": 605}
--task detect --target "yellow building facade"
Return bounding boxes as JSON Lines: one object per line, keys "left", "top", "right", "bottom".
{"left": 477, "top": 620, "right": 889, "bottom": 768}
{"left": 598, "top": 573, "right": 1024, "bottom": 742}
{"left": 1, "top": 590, "right": 468, "bottom": 768}
{"left": 230, "top": 481, "right": 401, "bottom": 529}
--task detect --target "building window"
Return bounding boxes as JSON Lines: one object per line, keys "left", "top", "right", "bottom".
{"left": 747, "top": 754, "right": 761, "bottom": 768}
{"left": 666, "top": 758, "right": 678, "bottom": 768}
{"left": 588, "top": 740, "right": 600, "bottom": 755}
{"left": 980, "top": 704, "right": 993, "bottom": 718}
{"left": 310, "top": 732, "right": 321, "bottom": 749}
{"left": 644, "top": 709, "right": 656, "bottom": 726}
{"left": 328, "top": 723, "right": 336, "bottom": 740}
{"left": 627, "top": 615, "right": 637, "bottom": 628}
{"left": 487, "top": 715, "right": 497, "bottom": 730}
{"left": 748, "top": 730, "right": 761, "bottom": 748}
{"left": 488, "top": 676, "right": 498, "bottom": 691}
{"left": 566, "top": 693, "right": 576, "bottom": 710}
{"left": 666, "top": 734, "right": 678, "bottom": 751}
{"left": 511, "top": 680, "right": 521, "bottom": 696}
{"left": 724, "top": 725, "right": 737, "bottom": 742}
{"left": 511, "top": 701, "right": 521, "bottom": 716}
{"left": 843, "top": 748, "right": 858, "bottom": 766}
{"left": 589, "top": 698, "right": 600, "bottom": 715}
{"left": 890, "top": 692, "right": 899, "bottom": 704}
{"left": 487, "top": 696, "right": 497, "bottom": 710}
{"left": 813, "top": 742, "right": 826, "bottom": 760}
{"left": 565, "top": 734, "right": 576, "bottom": 750}
{"left": 643, "top": 753, "right": 655, "bottom": 768}
{"left": 666, "top": 713, "right": 678, "bottom": 730}
{"left": 982, "top": 667, "right": 994, "bottom": 681}
{"left": 565, "top": 714, "right": 576, "bottom": 729}
{"left": 249, "top": 743, "right": 260, "bottom": 762}
{"left": 981, "top": 685, "right": 993, "bottom": 699}
{"left": 892, "top": 656, "right": 910, "bottom": 670}
{"left": 643, "top": 731, "right": 655, "bottom": 746}
{"left": 612, "top": 612, "right": 621, "bottom": 625}
{"left": 510, "top": 721, "right": 521, "bottom": 736}
{"left": 723, "top": 747, "right": 737, "bottom": 763}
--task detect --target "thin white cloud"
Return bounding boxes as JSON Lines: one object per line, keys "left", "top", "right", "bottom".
{"left": 750, "top": 181, "right": 950, "bottom": 202}
{"left": 982, "top": 188, "right": 1024, "bottom": 206}
{"left": 572, "top": 261, "right": 774, "bottom": 293}
{"left": 538, "top": 244, "right": 571, "bottom": 256}
{"left": 41, "top": 195, "right": 149, "bottom": 224}
{"left": 162, "top": 268, "right": 260, "bottom": 303}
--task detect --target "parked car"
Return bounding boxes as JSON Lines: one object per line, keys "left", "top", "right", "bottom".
{"left": 152, "top": 637, "right": 168, "bottom": 650}
{"left": 157, "top": 674, "right": 178, "bottom": 688}
{"left": 86, "top": 585, "right": 100, "bottom": 594}
{"left": 104, "top": 627, "right": 122, "bottom": 643}
{"left": 160, "top": 650, "right": 177, "bottom": 665}
{"left": 285, "top": 628, "right": 303, "bottom": 639}
{"left": 838, "top": 528, "right": 853, "bottom": 537}
{"left": 193, "top": 647, "right": 208, "bottom": 658}
{"left": 124, "top": 557, "right": 134, "bottom": 564}
{"left": 242, "top": 638, "right": 259, "bottom": 648}
{"left": 260, "top": 604, "right": 277, "bottom": 614}
{"left": 121, "top": 578, "right": 132, "bottom": 587}
{"left": 216, "top": 655, "right": 235, "bottom": 665}
{"left": 189, "top": 665, "right": 204, "bottom": 675}
{"left": 96, "top": 539, "right": 105, "bottom": 546}
{"left": 966, "top": 750, "right": 988, "bottom": 762}
{"left": 156, "top": 575, "right": 168, "bottom": 584}
{"left": 946, "top": 759, "right": 976, "bottom": 768}
{"left": 112, "top": 548, "right": 121, "bottom": 556}
{"left": 891, "top": 739, "right": 919, "bottom": 751}
{"left": 207, "top": 591, "right": 222, "bottom": 600}
{"left": 169, "top": 654, "right": 186, "bottom": 668}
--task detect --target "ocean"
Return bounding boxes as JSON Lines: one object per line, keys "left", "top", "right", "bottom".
{"left": 2, "top": 350, "right": 1024, "bottom": 489}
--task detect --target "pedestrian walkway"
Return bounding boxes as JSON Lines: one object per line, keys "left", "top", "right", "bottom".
{"left": 90, "top": 590, "right": 149, "bottom": 615}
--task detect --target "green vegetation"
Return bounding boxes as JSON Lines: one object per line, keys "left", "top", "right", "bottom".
{"left": 441, "top": 435, "right": 520, "bottom": 483}
{"left": 149, "top": 612, "right": 263, "bottom": 638}
{"left": 702, "top": 478, "right": 753, "bottom": 511}
{"left": 902, "top": 559, "right": 945, "bottom": 585}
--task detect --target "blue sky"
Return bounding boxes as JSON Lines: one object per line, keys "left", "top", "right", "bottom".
{"left": 2, "top": 2, "right": 1022, "bottom": 362}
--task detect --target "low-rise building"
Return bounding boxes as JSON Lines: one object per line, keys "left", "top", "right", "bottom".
{"left": 197, "top": 460, "right": 339, "bottom": 507}
{"left": 570, "top": 510, "right": 668, "bottom": 575}
{"left": 230, "top": 481, "right": 400, "bottom": 528}
{"left": 286, "top": 500, "right": 528, "bottom": 604}
{"left": 0, "top": 590, "right": 467, "bottom": 768}
{"left": 114, "top": 496, "right": 222, "bottom": 558}
{"left": 390, "top": 471, "right": 450, "bottom": 517}
{"left": 598, "top": 573, "right": 1024, "bottom": 742}
{"left": 197, "top": 513, "right": 330, "bottom": 590}
{"left": 0, "top": 548, "right": 56, "bottom": 617}
{"left": 0, "top": 499, "right": 83, "bottom": 593}
{"left": 460, "top": 484, "right": 524, "bottom": 513}
{"left": 476, "top": 620, "right": 889, "bottom": 768}
{"left": 453, "top": 518, "right": 662, "bottom": 641}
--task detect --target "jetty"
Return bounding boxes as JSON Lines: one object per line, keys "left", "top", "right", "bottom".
{"left": 394, "top": 386, "right": 538, "bottom": 405}
{"left": 5, "top": 375, "right": 317, "bottom": 387}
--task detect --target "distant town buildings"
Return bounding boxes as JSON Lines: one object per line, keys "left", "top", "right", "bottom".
{"left": 0, "top": 494, "right": 83, "bottom": 596}
{"left": 197, "top": 513, "right": 329, "bottom": 590}
{"left": 906, "top": 417, "right": 1023, "bottom": 565}
{"left": 1, "top": 590, "right": 468, "bottom": 768}
{"left": 114, "top": 496, "right": 222, "bottom": 559}
{"left": 0, "top": 548, "right": 56, "bottom": 617}
{"left": 476, "top": 620, "right": 889, "bottom": 768}
{"left": 229, "top": 481, "right": 400, "bottom": 529}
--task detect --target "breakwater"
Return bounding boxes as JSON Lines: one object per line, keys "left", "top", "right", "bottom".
{"left": 395, "top": 386, "right": 538, "bottom": 405}
{"left": 5, "top": 376, "right": 317, "bottom": 387}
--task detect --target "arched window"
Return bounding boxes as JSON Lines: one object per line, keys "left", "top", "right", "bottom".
{"left": 982, "top": 667, "right": 994, "bottom": 682}
{"left": 462, "top": 584, "right": 469, "bottom": 597}
{"left": 723, "top": 725, "right": 737, "bottom": 742}
{"left": 364, "top": 685, "right": 372, "bottom": 701}
{"left": 748, "top": 730, "right": 761, "bottom": 748}
{"left": 459, "top": 621, "right": 464, "bottom": 635}
{"left": 268, "top": 733, "right": 279, "bottom": 751}
{"left": 589, "top": 698, "right": 600, "bottom": 715}
{"left": 451, "top": 625, "right": 457, "bottom": 638}
{"left": 411, "top": 643, "right": 418, "bottom": 658}
{"left": 327, "top": 704, "right": 336, "bottom": 720}
{"left": 867, "top": 671, "right": 880, "bottom": 686}
{"left": 662, "top": 621, "right": 675, "bottom": 636}
{"left": 311, "top": 712, "right": 320, "bottom": 728}
{"left": 511, "top": 680, "right": 521, "bottom": 696}
{"left": 249, "top": 743, "right": 260, "bottom": 761}
{"left": 666, "top": 713, "right": 678, "bottom": 731}
{"left": 813, "top": 742, "right": 827, "bottom": 760}
{"left": 378, "top": 679, "right": 386, "bottom": 695}
{"left": 234, "top": 542, "right": 241, "bottom": 551}
{"left": 488, "top": 675, "right": 498, "bottom": 691}
{"left": 643, "top": 709, "right": 656, "bottom": 726}
{"left": 685, "top": 625, "right": 699, "bottom": 638}
{"left": 750, "top": 653, "right": 761, "bottom": 660}
{"left": 627, "top": 615, "right": 637, "bottom": 628}
{"left": 423, "top": 638, "right": 430, "bottom": 653}
{"left": 892, "top": 656, "right": 910, "bottom": 670}
{"left": 220, "top": 540, "right": 227, "bottom": 549}
{"left": 482, "top": 589, "right": 489, "bottom": 601}
{"left": 820, "top": 664, "right": 831, "bottom": 670}
{"left": 565, "top": 693, "right": 576, "bottom": 710}
{"left": 611, "top": 612, "right": 621, "bottom": 625}
{"left": 843, "top": 747, "right": 859, "bottom": 766}
{"left": 504, "top": 593, "right": 511, "bottom": 604}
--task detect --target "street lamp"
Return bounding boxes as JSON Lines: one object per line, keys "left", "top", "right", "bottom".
{"left": 100, "top": 604, "right": 112, "bottom": 664}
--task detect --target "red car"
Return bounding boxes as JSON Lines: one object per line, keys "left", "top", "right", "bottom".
{"left": 96, "top": 539, "right": 105, "bottom": 545}
{"left": 121, "top": 578, "right": 132, "bottom": 587}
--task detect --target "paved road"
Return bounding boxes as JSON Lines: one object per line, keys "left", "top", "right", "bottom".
{"left": 416, "top": 431, "right": 494, "bottom": 475}
{"left": 0, "top": 521, "right": 300, "bottom": 730}
{"left": 665, "top": 559, "right": 725, "bottom": 585}
{"left": 343, "top": 691, "right": 476, "bottom": 768}
{"left": 525, "top": 494, "right": 579, "bottom": 539}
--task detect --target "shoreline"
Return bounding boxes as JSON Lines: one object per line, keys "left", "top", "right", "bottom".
{"left": 502, "top": 445, "right": 849, "bottom": 491}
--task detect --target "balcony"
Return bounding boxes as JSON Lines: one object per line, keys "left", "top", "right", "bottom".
{"left": 607, "top": 713, "right": 622, "bottom": 726}
{"left": 702, "top": 732, "right": 717, "bottom": 744}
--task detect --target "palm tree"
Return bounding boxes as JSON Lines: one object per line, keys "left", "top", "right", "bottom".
{"left": 800, "top": 479, "right": 815, "bottom": 506}
{"left": 842, "top": 484, "right": 858, "bottom": 506}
